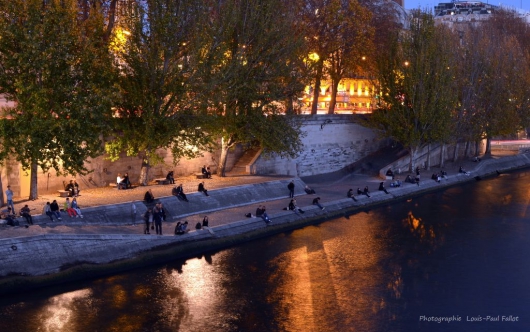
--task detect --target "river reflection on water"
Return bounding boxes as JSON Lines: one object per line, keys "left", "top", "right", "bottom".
{"left": 1, "top": 171, "right": 530, "bottom": 332}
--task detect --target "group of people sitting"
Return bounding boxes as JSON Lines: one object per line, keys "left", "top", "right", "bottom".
{"left": 175, "top": 221, "right": 189, "bottom": 235}
{"left": 117, "top": 173, "right": 131, "bottom": 190}
{"left": 64, "top": 180, "right": 80, "bottom": 197}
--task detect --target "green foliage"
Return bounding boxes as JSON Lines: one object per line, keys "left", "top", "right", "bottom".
{"left": 107, "top": 0, "right": 212, "bottom": 167}
{"left": 0, "top": 0, "right": 116, "bottom": 176}
{"left": 192, "top": 0, "right": 306, "bottom": 159}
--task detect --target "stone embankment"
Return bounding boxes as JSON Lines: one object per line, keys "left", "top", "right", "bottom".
{"left": 0, "top": 154, "right": 529, "bottom": 295}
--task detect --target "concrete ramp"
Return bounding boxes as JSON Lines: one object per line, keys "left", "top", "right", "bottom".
{"left": 30, "top": 178, "right": 307, "bottom": 224}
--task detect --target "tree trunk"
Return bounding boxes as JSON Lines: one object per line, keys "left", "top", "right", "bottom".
{"left": 440, "top": 143, "right": 446, "bottom": 168}
{"left": 0, "top": 170, "right": 4, "bottom": 206}
{"left": 139, "top": 158, "right": 150, "bottom": 186}
{"left": 218, "top": 135, "right": 235, "bottom": 177}
{"left": 408, "top": 147, "right": 416, "bottom": 173}
{"left": 426, "top": 143, "right": 431, "bottom": 170}
{"left": 452, "top": 142, "right": 459, "bottom": 162}
{"left": 311, "top": 59, "right": 324, "bottom": 115}
{"left": 328, "top": 78, "right": 339, "bottom": 114}
{"left": 484, "top": 137, "right": 491, "bottom": 155}
{"left": 29, "top": 161, "right": 38, "bottom": 200}
{"left": 464, "top": 141, "right": 470, "bottom": 158}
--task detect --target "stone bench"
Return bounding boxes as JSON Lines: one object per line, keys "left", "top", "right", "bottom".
{"left": 195, "top": 173, "right": 205, "bottom": 179}
{"left": 154, "top": 178, "right": 170, "bottom": 185}
{"left": 57, "top": 190, "right": 70, "bottom": 198}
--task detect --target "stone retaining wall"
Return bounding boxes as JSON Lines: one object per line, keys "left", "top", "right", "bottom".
{"left": 0, "top": 154, "right": 529, "bottom": 295}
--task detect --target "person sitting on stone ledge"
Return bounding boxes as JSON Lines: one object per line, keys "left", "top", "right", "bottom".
{"left": 20, "top": 204, "right": 34, "bottom": 225}
{"left": 260, "top": 206, "right": 272, "bottom": 223}
{"left": 357, "top": 187, "right": 363, "bottom": 195}
{"left": 166, "top": 171, "right": 175, "bottom": 184}
{"left": 175, "top": 221, "right": 189, "bottom": 235}
{"left": 312, "top": 197, "right": 325, "bottom": 210}
{"left": 144, "top": 189, "right": 155, "bottom": 204}
{"left": 202, "top": 165, "right": 212, "bottom": 179}
{"left": 173, "top": 184, "right": 189, "bottom": 202}
{"left": 347, "top": 189, "right": 358, "bottom": 202}
{"left": 405, "top": 175, "right": 414, "bottom": 184}
{"left": 65, "top": 180, "right": 76, "bottom": 197}
{"left": 459, "top": 166, "right": 470, "bottom": 176}
{"left": 390, "top": 179, "right": 402, "bottom": 187}
{"left": 198, "top": 181, "right": 209, "bottom": 196}
{"left": 363, "top": 186, "right": 371, "bottom": 197}
{"left": 378, "top": 182, "right": 389, "bottom": 194}
{"left": 202, "top": 216, "right": 209, "bottom": 227}
{"left": 288, "top": 199, "right": 305, "bottom": 215}
{"left": 386, "top": 169, "right": 394, "bottom": 179}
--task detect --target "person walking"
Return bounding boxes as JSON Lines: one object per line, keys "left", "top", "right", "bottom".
{"left": 143, "top": 208, "right": 152, "bottom": 234}
{"left": 287, "top": 180, "right": 295, "bottom": 198}
{"left": 5, "top": 185, "right": 15, "bottom": 213}
{"left": 153, "top": 203, "right": 163, "bottom": 235}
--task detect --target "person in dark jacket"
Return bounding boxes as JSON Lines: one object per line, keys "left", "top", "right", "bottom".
{"left": 198, "top": 181, "right": 209, "bottom": 196}
{"left": 287, "top": 180, "right": 295, "bottom": 198}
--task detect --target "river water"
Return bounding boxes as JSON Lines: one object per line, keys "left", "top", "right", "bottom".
{"left": 1, "top": 170, "right": 529, "bottom": 332}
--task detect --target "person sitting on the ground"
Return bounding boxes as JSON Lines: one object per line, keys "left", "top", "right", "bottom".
{"left": 459, "top": 166, "right": 470, "bottom": 175}
{"left": 312, "top": 197, "right": 325, "bottom": 210}
{"left": 65, "top": 180, "right": 76, "bottom": 197}
{"left": 304, "top": 185, "right": 316, "bottom": 195}
{"left": 144, "top": 189, "right": 155, "bottom": 204}
{"left": 441, "top": 170, "right": 448, "bottom": 178}
{"left": 357, "top": 187, "right": 363, "bottom": 195}
{"left": 378, "top": 182, "right": 389, "bottom": 194}
{"left": 173, "top": 184, "right": 189, "bottom": 202}
{"left": 288, "top": 199, "right": 305, "bottom": 214}
{"left": 20, "top": 205, "right": 33, "bottom": 225}
{"left": 71, "top": 198, "right": 83, "bottom": 218}
{"left": 202, "top": 165, "right": 212, "bottom": 179}
{"left": 431, "top": 173, "right": 437, "bottom": 181}
{"left": 386, "top": 169, "right": 394, "bottom": 179}
{"left": 363, "top": 186, "right": 371, "bottom": 197}
{"left": 166, "top": 171, "right": 175, "bottom": 184}
{"left": 198, "top": 181, "right": 209, "bottom": 196}
{"left": 405, "top": 175, "right": 414, "bottom": 184}
{"left": 202, "top": 216, "right": 209, "bottom": 228}
{"left": 473, "top": 156, "right": 481, "bottom": 162}
{"left": 347, "top": 189, "right": 358, "bottom": 202}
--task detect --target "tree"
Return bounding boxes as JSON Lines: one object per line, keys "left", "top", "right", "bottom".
{"left": 0, "top": 0, "right": 116, "bottom": 199}
{"left": 325, "top": 0, "right": 373, "bottom": 114}
{"left": 370, "top": 10, "right": 458, "bottom": 172}
{"left": 456, "top": 20, "right": 530, "bottom": 156}
{"left": 106, "top": 0, "right": 211, "bottom": 185}
{"left": 192, "top": 0, "right": 306, "bottom": 177}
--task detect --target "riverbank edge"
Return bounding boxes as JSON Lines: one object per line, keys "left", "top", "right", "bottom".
{"left": 0, "top": 155, "right": 528, "bottom": 296}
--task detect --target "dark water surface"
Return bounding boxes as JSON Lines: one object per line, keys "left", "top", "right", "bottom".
{"left": 1, "top": 170, "right": 530, "bottom": 332}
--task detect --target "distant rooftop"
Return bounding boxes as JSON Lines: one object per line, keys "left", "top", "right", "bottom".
{"left": 434, "top": 1, "right": 497, "bottom": 17}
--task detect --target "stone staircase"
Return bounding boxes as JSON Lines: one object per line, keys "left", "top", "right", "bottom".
{"left": 226, "top": 148, "right": 261, "bottom": 176}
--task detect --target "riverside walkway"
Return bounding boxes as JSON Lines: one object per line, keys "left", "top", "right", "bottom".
{"left": 0, "top": 152, "right": 523, "bottom": 239}
{"left": 0, "top": 151, "right": 528, "bottom": 286}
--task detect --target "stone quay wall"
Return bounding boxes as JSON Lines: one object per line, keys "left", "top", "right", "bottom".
{"left": 0, "top": 153, "right": 528, "bottom": 295}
